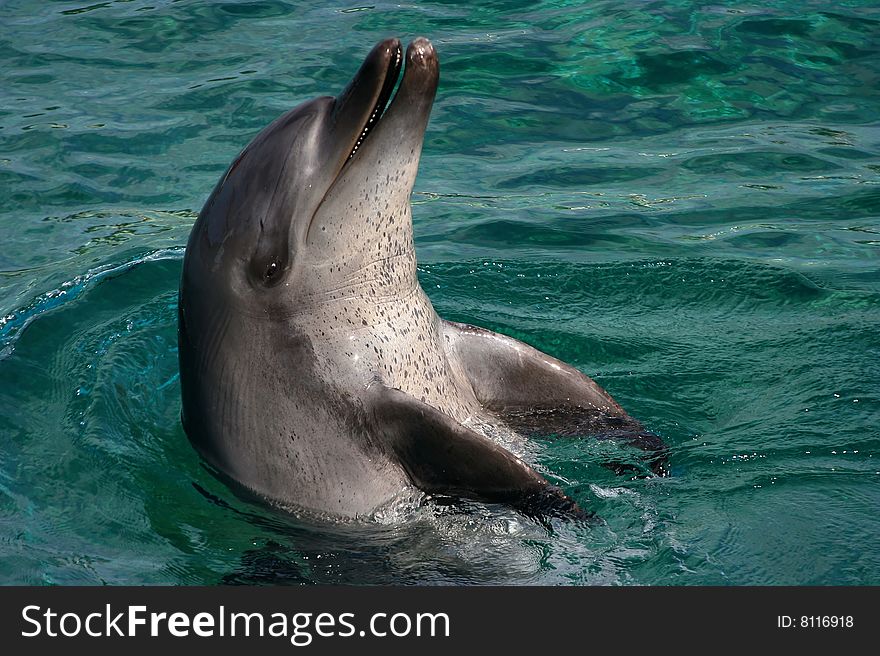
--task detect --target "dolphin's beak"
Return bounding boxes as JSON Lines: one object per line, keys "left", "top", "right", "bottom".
{"left": 332, "top": 38, "right": 403, "bottom": 167}
{"left": 306, "top": 38, "right": 438, "bottom": 243}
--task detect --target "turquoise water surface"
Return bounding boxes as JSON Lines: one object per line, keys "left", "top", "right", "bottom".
{"left": 1, "top": 0, "right": 879, "bottom": 585}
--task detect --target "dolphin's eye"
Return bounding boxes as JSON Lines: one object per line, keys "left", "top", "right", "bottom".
{"left": 252, "top": 256, "right": 284, "bottom": 288}
{"left": 263, "top": 259, "right": 281, "bottom": 287}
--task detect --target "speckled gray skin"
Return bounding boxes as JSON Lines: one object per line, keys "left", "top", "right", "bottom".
{"left": 178, "top": 38, "right": 665, "bottom": 520}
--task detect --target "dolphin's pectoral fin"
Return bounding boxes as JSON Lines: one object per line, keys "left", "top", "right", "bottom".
{"left": 371, "top": 386, "right": 591, "bottom": 521}
{"left": 441, "top": 320, "right": 625, "bottom": 414}
{"left": 442, "top": 320, "right": 669, "bottom": 476}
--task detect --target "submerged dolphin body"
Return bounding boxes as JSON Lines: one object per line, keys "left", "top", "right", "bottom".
{"left": 178, "top": 38, "right": 666, "bottom": 520}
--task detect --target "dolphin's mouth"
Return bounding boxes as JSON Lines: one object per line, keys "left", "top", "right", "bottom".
{"left": 347, "top": 43, "right": 402, "bottom": 162}
{"left": 307, "top": 38, "right": 435, "bottom": 243}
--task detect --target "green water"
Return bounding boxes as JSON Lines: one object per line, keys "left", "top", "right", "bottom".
{"left": 1, "top": 0, "right": 879, "bottom": 585}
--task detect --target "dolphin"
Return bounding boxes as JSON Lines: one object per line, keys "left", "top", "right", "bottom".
{"left": 178, "top": 37, "right": 666, "bottom": 521}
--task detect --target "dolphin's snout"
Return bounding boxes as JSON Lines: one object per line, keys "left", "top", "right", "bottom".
{"left": 397, "top": 37, "right": 439, "bottom": 102}
{"left": 379, "top": 36, "right": 403, "bottom": 58}
{"left": 407, "top": 37, "right": 437, "bottom": 71}
{"left": 409, "top": 37, "right": 435, "bottom": 64}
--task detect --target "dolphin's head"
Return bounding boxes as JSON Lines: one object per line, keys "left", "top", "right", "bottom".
{"left": 181, "top": 37, "right": 439, "bottom": 315}
{"left": 179, "top": 38, "right": 439, "bottom": 479}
